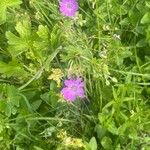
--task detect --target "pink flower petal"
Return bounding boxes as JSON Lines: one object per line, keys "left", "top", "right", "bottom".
{"left": 59, "top": 0, "right": 78, "bottom": 17}
{"left": 61, "top": 77, "right": 85, "bottom": 102}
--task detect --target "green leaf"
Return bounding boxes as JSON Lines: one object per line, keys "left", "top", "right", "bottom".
{"left": 101, "top": 136, "right": 113, "bottom": 150}
{"left": 40, "top": 92, "right": 50, "bottom": 103}
{"left": 37, "top": 25, "right": 49, "bottom": 39}
{"left": 6, "top": 31, "right": 28, "bottom": 56}
{"left": 33, "top": 146, "right": 44, "bottom": 150}
{"left": 146, "top": 1, "right": 150, "bottom": 8}
{"left": 0, "top": 6, "right": 7, "bottom": 25}
{"left": 107, "top": 120, "right": 118, "bottom": 135}
{"left": 135, "top": 26, "right": 146, "bottom": 35}
{"left": 33, "top": 25, "right": 49, "bottom": 61}
{"left": 7, "top": 85, "right": 20, "bottom": 107}
{"left": 50, "top": 24, "right": 61, "bottom": 49}
{"left": 128, "top": 8, "right": 141, "bottom": 26}
{"left": 11, "top": 106, "right": 17, "bottom": 115}
{"left": 119, "top": 18, "right": 130, "bottom": 26}
{"left": 146, "top": 25, "right": 150, "bottom": 42}
{"left": 0, "top": 60, "right": 27, "bottom": 77}
{"left": 6, "top": 17, "right": 32, "bottom": 57}
{"left": 31, "top": 100, "right": 42, "bottom": 111}
{"left": 95, "top": 124, "right": 106, "bottom": 140}
{"left": 141, "top": 12, "right": 150, "bottom": 24}
{"left": 98, "top": 113, "right": 107, "bottom": 124}
{"left": 6, "top": 0, "right": 22, "bottom": 7}
{"left": 136, "top": 39, "right": 147, "bottom": 47}
{"left": 15, "top": 20, "right": 31, "bottom": 38}
{"left": 0, "top": 100, "right": 6, "bottom": 113}
{"left": 89, "top": 137, "right": 97, "bottom": 150}
{"left": 128, "top": 128, "right": 138, "bottom": 140}
{"left": 0, "top": 0, "right": 22, "bottom": 24}
{"left": 16, "top": 147, "right": 24, "bottom": 150}
{"left": 5, "top": 102, "right": 12, "bottom": 117}
{"left": 2, "top": 85, "right": 21, "bottom": 117}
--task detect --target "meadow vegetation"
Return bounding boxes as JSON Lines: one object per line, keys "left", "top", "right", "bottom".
{"left": 0, "top": 0, "right": 150, "bottom": 149}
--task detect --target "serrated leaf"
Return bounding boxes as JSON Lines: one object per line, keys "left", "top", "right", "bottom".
{"left": 37, "top": 25, "right": 49, "bottom": 39}
{"left": 0, "top": 60, "right": 27, "bottom": 77}
{"left": 7, "top": 85, "right": 20, "bottom": 107}
{"left": 33, "top": 25, "right": 49, "bottom": 61}
{"left": 0, "top": 0, "right": 22, "bottom": 24}
{"left": 50, "top": 24, "right": 61, "bottom": 49}
{"left": 15, "top": 20, "right": 31, "bottom": 38}
{"left": 6, "top": 18, "right": 32, "bottom": 57}
{"left": 1, "top": 85, "right": 22, "bottom": 117}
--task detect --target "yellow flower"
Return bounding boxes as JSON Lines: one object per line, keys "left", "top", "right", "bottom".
{"left": 63, "top": 137, "right": 84, "bottom": 148}
{"left": 72, "top": 138, "right": 84, "bottom": 148}
{"left": 57, "top": 130, "right": 85, "bottom": 148}
{"left": 57, "top": 129, "right": 67, "bottom": 139}
{"left": 48, "top": 68, "right": 63, "bottom": 87}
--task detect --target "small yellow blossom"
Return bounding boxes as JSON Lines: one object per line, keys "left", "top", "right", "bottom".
{"left": 63, "top": 137, "right": 85, "bottom": 148}
{"left": 57, "top": 129, "right": 85, "bottom": 148}
{"left": 48, "top": 68, "right": 64, "bottom": 87}
{"left": 57, "top": 129, "right": 67, "bottom": 139}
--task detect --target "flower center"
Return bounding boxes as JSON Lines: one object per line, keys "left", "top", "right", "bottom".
{"left": 67, "top": 3, "right": 72, "bottom": 9}
{"left": 71, "top": 86, "right": 77, "bottom": 91}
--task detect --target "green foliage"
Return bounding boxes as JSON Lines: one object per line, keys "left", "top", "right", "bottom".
{"left": 0, "top": 59, "right": 27, "bottom": 77}
{"left": 0, "top": 0, "right": 150, "bottom": 150}
{"left": 87, "top": 137, "right": 97, "bottom": 150}
{"left": 0, "top": 0, "right": 22, "bottom": 24}
{"left": 6, "top": 16, "right": 32, "bottom": 57}
{"left": 101, "top": 136, "right": 113, "bottom": 150}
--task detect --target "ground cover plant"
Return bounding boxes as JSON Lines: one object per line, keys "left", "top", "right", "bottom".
{"left": 0, "top": 0, "right": 150, "bottom": 149}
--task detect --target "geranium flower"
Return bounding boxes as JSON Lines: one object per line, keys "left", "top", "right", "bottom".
{"left": 59, "top": 0, "right": 79, "bottom": 17}
{"left": 61, "top": 78, "right": 85, "bottom": 101}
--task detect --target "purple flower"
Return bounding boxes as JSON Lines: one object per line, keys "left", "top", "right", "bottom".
{"left": 61, "top": 78, "right": 85, "bottom": 102}
{"left": 59, "top": 0, "right": 79, "bottom": 17}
